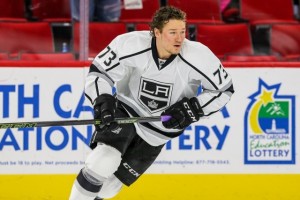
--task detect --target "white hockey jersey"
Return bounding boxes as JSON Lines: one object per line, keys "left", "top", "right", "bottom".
{"left": 85, "top": 31, "right": 234, "bottom": 146}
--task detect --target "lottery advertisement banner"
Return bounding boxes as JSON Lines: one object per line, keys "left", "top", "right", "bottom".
{"left": 0, "top": 66, "right": 299, "bottom": 174}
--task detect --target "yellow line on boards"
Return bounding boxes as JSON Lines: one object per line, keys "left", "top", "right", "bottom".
{"left": 0, "top": 174, "right": 299, "bottom": 200}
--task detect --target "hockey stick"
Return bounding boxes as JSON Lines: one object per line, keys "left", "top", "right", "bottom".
{"left": 0, "top": 115, "right": 172, "bottom": 129}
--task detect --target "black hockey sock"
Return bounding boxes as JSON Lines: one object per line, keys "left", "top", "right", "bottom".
{"left": 77, "top": 169, "right": 103, "bottom": 194}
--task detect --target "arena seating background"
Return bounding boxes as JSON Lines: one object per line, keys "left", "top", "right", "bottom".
{"left": 0, "top": 0, "right": 299, "bottom": 61}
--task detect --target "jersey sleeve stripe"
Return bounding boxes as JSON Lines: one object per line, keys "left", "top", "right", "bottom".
{"left": 205, "top": 109, "right": 221, "bottom": 116}
{"left": 201, "top": 92, "right": 222, "bottom": 108}
{"left": 89, "top": 64, "right": 115, "bottom": 85}
{"left": 89, "top": 63, "right": 101, "bottom": 73}
{"left": 106, "top": 62, "right": 120, "bottom": 72}
{"left": 94, "top": 77, "right": 100, "bottom": 97}
{"left": 84, "top": 93, "right": 93, "bottom": 105}
{"left": 119, "top": 48, "right": 151, "bottom": 60}
{"left": 225, "top": 83, "right": 234, "bottom": 94}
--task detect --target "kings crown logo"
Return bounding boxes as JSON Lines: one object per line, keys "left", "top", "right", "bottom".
{"left": 148, "top": 100, "right": 159, "bottom": 109}
{"left": 244, "top": 79, "right": 295, "bottom": 164}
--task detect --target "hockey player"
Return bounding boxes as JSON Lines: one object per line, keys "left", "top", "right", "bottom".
{"left": 69, "top": 6, "right": 234, "bottom": 200}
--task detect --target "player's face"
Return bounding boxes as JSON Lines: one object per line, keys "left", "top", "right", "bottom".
{"left": 155, "top": 19, "right": 186, "bottom": 59}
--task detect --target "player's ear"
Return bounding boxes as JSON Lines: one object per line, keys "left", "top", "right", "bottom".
{"left": 154, "top": 28, "right": 161, "bottom": 37}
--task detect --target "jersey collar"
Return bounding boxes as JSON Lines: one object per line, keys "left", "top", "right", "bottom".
{"left": 151, "top": 37, "right": 177, "bottom": 70}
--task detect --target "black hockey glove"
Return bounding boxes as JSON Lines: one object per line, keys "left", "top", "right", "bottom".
{"left": 161, "top": 97, "right": 204, "bottom": 129}
{"left": 90, "top": 94, "right": 120, "bottom": 149}
{"left": 94, "top": 94, "right": 117, "bottom": 126}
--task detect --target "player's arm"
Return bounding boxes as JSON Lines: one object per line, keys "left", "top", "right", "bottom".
{"left": 85, "top": 37, "right": 124, "bottom": 105}
{"left": 84, "top": 37, "right": 125, "bottom": 132}
{"left": 162, "top": 51, "right": 234, "bottom": 130}
{"left": 196, "top": 61, "right": 234, "bottom": 117}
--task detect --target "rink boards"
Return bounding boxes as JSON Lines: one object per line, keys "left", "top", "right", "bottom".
{"left": 0, "top": 62, "right": 299, "bottom": 199}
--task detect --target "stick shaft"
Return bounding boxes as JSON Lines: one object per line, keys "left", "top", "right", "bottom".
{"left": 0, "top": 116, "right": 169, "bottom": 129}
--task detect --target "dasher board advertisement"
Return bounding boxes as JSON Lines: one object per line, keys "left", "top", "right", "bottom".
{"left": 0, "top": 66, "right": 299, "bottom": 174}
